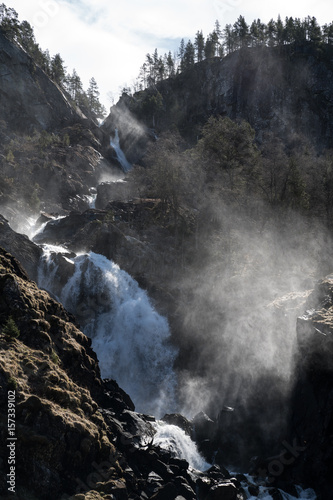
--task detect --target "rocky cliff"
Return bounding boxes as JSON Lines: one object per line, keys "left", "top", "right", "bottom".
{"left": 0, "top": 31, "right": 81, "bottom": 133}
{"left": 105, "top": 43, "right": 333, "bottom": 163}
{"left": 287, "top": 277, "right": 333, "bottom": 499}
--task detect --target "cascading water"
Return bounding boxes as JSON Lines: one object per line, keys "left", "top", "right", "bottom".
{"left": 44, "top": 251, "right": 178, "bottom": 416}
{"left": 153, "top": 421, "right": 210, "bottom": 471}
{"left": 110, "top": 129, "right": 132, "bottom": 173}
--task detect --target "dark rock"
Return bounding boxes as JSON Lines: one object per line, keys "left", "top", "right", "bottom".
{"left": 169, "top": 457, "right": 189, "bottom": 470}
{"left": 196, "top": 476, "right": 213, "bottom": 499}
{"left": 149, "top": 481, "right": 178, "bottom": 500}
{"left": 248, "top": 484, "right": 260, "bottom": 496}
{"left": 102, "top": 378, "right": 135, "bottom": 411}
{"left": 207, "top": 465, "right": 231, "bottom": 481}
{"left": 192, "top": 411, "right": 216, "bottom": 443}
{"left": 0, "top": 216, "right": 42, "bottom": 280}
{"left": 286, "top": 276, "right": 333, "bottom": 499}
{"left": 96, "top": 179, "right": 134, "bottom": 209}
{"left": 0, "top": 32, "right": 81, "bottom": 133}
{"left": 162, "top": 413, "right": 193, "bottom": 435}
{"left": 267, "top": 488, "right": 284, "bottom": 500}
{"left": 205, "top": 482, "right": 238, "bottom": 500}
{"left": 176, "top": 481, "right": 196, "bottom": 500}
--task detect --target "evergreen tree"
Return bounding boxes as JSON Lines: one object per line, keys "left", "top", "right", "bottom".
{"left": 0, "top": 3, "right": 19, "bottom": 41}
{"left": 204, "top": 34, "right": 216, "bottom": 59}
{"left": 250, "top": 19, "right": 266, "bottom": 46}
{"left": 293, "top": 18, "right": 306, "bottom": 44}
{"left": 2, "top": 316, "right": 20, "bottom": 340}
{"left": 157, "top": 55, "right": 165, "bottom": 81}
{"left": 276, "top": 15, "right": 285, "bottom": 45}
{"left": 284, "top": 17, "right": 295, "bottom": 44}
{"left": 233, "top": 15, "right": 249, "bottom": 48}
{"left": 166, "top": 51, "right": 175, "bottom": 77}
{"left": 87, "top": 77, "right": 106, "bottom": 117}
{"left": 266, "top": 19, "right": 277, "bottom": 47}
{"left": 194, "top": 30, "right": 205, "bottom": 62}
{"left": 66, "top": 68, "right": 84, "bottom": 102}
{"left": 182, "top": 40, "right": 195, "bottom": 70}
{"left": 307, "top": 16, "right": 322, "bottom": 44}
{"left": 223, "top": 24, "right": 236, "bottom": 54}
{"left": 213, "top": 20, "right": 222, "bottom": 55}
{"left": 323, "top": 22, "right": 333, "bottom": 44}
{"left": 178, "top": 38, "right": 185, "bottom": 69}
{"left": 18, "top": 20, "right": 35, "bottom": 52}
{"left": 51, "top": 53, "right": 66, "bottom": 85}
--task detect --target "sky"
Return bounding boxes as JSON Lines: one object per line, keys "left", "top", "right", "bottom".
{"left": 7, "top": 0, "right": 333, "bottom": 110}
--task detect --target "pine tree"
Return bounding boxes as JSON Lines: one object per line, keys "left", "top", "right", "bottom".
{"left": 0, "top": 4, "right": 19, "bottom": 41}
{"left": 182, "top": 40, "right": 195, "bottom": 70}
{"left": 194, "top": 30, "right": 205, "bottom": 62}
{"left": 18, "top": 20, "right": 35, "bottom": 52}
{"left": 166, "top": 51, "right": 175, "bottom": 77}
{"left": 2, "top": 316, "right": 20, "bottom": 340}
{"left": 178, "top": 38, "right": 185, "bottom": 69}
{"left": 276, "top": 15, "right": 285, "bottom": 45}
{"left": 323, "top": 22, "right": 333, "bottom": 44}
{"left": 50, "top": 53, "right": 66, "bottom": 85}
{"left": 223, "top": 24, "right": 236, "bottom": 54}
{"left": 266, "top": 19, "right": 277, "bottom": 47}
{"left": 87, "top": 77, "right": 106, "bottom": 117}
{"left": 204, "top": 34, "right": 215, "bottom": 59}
{"left": 66, "top": 68, "right": 84, "bottom": 102}
{"left": 233, "top": 15, "right": 249, "bottom": 48}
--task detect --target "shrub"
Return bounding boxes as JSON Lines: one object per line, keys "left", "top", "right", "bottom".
{"left": 2, "top": 316, "right": 20, "bottom": 340}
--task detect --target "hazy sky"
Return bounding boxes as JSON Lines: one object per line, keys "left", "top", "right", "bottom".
{"left": 7, "top": 0, "right": 333, "bottom": 109}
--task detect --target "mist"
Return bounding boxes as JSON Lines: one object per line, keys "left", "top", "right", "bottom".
{"left": 168, "top": 193, "right": 333, "bottom": 464}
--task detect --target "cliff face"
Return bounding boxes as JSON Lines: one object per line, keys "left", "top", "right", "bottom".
{"left": 0, "top": 32, "right": 81, "bottom": 133}
{"left": 288, "top": 276, "right": 333, "bottom": 498}
{"left": 109, "top": 43, "right": 333, "bottom": 161}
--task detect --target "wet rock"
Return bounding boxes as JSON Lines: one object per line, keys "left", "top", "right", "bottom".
{"left": 193, "top": 412, "right": 216, "bottom": 440}
{"left": 96, "top": 179, "right": 134, "bottom": 209}
{"left": 205, "top": 482, "right": 238, "bottom": 500}
{"left": 162, "top": 413, "right": 193, "bottom": 435}
{"left": 149, "top": 481, "right": 178, "bottom": 500}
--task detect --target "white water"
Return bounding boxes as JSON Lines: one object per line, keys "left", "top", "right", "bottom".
{"left": 110, "top": 129, "right": 132, "bottom": 173}
{"left": 240, "top": 475, "right": 317, "bottom": 500}
{"left": 153, "top": 421, "right": 210, "bottom": 471}
{"left": 53, "top": 251, "right": 178, "bottom": 415}
{"left": 243, "top": 485, "right": 317, "bottom": 500}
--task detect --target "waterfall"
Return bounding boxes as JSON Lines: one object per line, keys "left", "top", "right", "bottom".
{"left": 153, "top": 421, "right": 210, "bottom": 471}
{"left": 110, "top": 129, "right": 132, "bottom": 173}
{"left": 49, "top": 251, "right": 178, "bottom": 416}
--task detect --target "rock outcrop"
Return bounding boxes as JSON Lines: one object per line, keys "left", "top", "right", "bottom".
{"left": 0, "top": 32, "right": 80, "bottom": 133}
{"left": 0, "top": 215, "right": 41, "bottom": 281}
{"left": 286, "top": 276, "right": 333, "bottom": 499}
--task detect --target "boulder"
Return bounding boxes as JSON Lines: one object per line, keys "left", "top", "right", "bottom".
{"left": 162, "top": 413, "right": 193, "bottom": 436}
